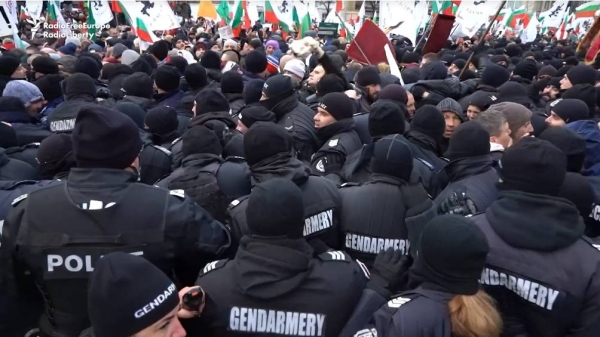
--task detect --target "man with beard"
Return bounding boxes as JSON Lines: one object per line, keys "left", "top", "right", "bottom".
{"left": 541, "top": 77, "right": 561, "bottom": 103}
{"left": 353, "top": 67, "right": 381, "bottom": 111}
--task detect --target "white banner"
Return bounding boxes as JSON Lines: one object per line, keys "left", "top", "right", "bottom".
{"left": 455, "top": 0, "right": 498, "bottom": 37}
{"left": 540, "top": 0, "right": 569, "bottom": 28}
{"left": 120, "top": 0, "right": 179, "bottom": 31}
{"left": 90, "top": 0, "right": 113, "bottom": 26}
{"left": 520, "top": 13, "right": 538, "bottom": 43}
{"left": 25, "top": 0, "right": 43, "bottom": 18}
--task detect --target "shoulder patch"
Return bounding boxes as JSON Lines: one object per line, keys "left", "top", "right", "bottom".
{"left": 169, "top": 189, "right": 185, "bottom": 199}
{"left": 315, "top": 159, "right": 326, "bottom": 173}
{"left": 387, "top": 296, "right": 412, "bottom": 308}
{"left": 353, "top": 328, "right": 377, "bottom": 337}
{"left": 356, "top": 259, "right": 370, "bottom": 279}
{"left": 11, "top": 194, "right": 28, "bottom": 206}
{"left": 319, "top": 250, "right": 351, "bottom": 262}
{"left": 152, "top": 145, "right": 172, "bottom": 156}
{"left": 340, "top": 182, "right": 360, "bottom": 188}
{"left": 199, "top": 259, "right": 228, "bottom": 276}
{"left": 328, "top": 139, "right": 339, "bottom": 147}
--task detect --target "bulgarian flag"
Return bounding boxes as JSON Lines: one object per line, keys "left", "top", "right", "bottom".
{"left": 110, "top": 0, "right": 122, "bottom": 13}
{"left": 449, "top": 0, "right": 461, "bottom": 15}
{"left": 575, "top": 2, "right": 600, "bottom": 19}
{"left": 114, "top": 1, "right": 159, "bottom": 42}
{"left": 230, "top": 0, "right": 245, "bottom": 36}
{"left": 355, "top": 0, "right": 365, "bottom": 30}
{"left": 216, "top": 0, "right": 231, "bottom": 25}
{"left": 507, "top": 6, "right": 530, "bottom": 28}
{"left": 557, "top": 9, "right": 571, "bottom": 40}
{"left": 47, "top": 0, "right": 71, "bottom": 36}
{"left": 19, "top": 7, "right": 29, "bottom": 20}
{"left": 432, "top": 0, "right": 453, "bottom": 14}
{"left": 265, "top": 0, "right": 292, "bottom": 37}
{"left": 292, "top": 1, "right": 312, "bottom": 38}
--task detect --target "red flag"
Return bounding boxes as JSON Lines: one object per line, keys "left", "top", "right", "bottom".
{"left": 111, "top": 0, "right": 122, "bottom": 13}
{"left": 347, "top": 20, "right": 395, "bottom": 65}
{"left": 335, "top": 1, "right": 343, "bottom": 13}
{"left": 422, "top": 14, "right": 455, "bottom": 55}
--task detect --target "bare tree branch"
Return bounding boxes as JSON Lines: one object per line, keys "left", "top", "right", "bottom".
{"left": 316, "top": 1, "right": 334, "bottom": 17}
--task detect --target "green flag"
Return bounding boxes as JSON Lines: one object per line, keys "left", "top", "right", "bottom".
{"left": 216, "top": 0, "right": 231, "bottom": 25}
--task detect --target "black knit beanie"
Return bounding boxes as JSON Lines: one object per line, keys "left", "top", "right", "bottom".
{"left": 145, "top": 106, "right": 179, "bottom": 136}
{"left": 0, "top": 56, "right": 21, "bottom": 77}
{"left": 371, "top": 134, "right": 413, "bottom": 181}
{"left": 149, "top": 40, "right": 170, "bottom": 61}
{"left": 37, "top": 133, "right": 76, "bottom": 180}
{"left": 539, "top": 127, "right": 586, "bottom": 173}
{"left": 410, "top": 215, "right": 489, "bottom": 295}
{"left": 562, "top": 84, "right": 597, "bottom": 118}
{"left": 316, "top": 74, "right": 346, "bottom": 96}
{"left": 239, "top": 105, "right": 276, "bottom": 129}
{"left": 261, "top": 75, "right": 294, "bottom": 111}
{"left": 480, "top": 63, "right": 510, "bottom": 88}
{"left": 318, "top": 92, "right": 354, "bottom": 120}
{"left": 245, "top": 50, "right": 268, "bottom": 74}
{"left": 88, "top": 252, "right": 179, "bottom": 337}
{"left": 246, "top": 178, "right": 305, "bottom": 239}
{"left": 499, "top": 137, "right": 567, "bottom": 196}
{"left": 184, "top": 64, "right": 208, "bottom": 90}
{"left": 115, "top": 102, "right": 145, "bottom": 129}
{"left": 122, "top": 72, "right": 155, "bottom": 99}
{"left": 369, "top": 99, "right": 406, "bottom": 138}
{"left": 64, "top": 73, "right": 97, "bottom": 99}
{"left": 550, "top": 98, "right": 589, "bottom": 124}
{"left": 32, "top": 56, "right": 59, "bottom": 75}
{"left": 194, "top": 89, "right": 230, "bottom": 115}
{"left": 566, "top": 65, "right": 597, "bottom": 86}
{"left": 410, "top": 105, "right": 445, "bottom": 139}
{"left": 243, "top": 79, "right": 265, "bottom": 105}
{"left": 513, "top": 59, "right": 538, "bottom": 81}
{"left": 355, "top": 66, "right": 381, "bottom": 87}
{"left": 446, "top": 121, "right": 490, "bottom": 161}
{"left": 200, "top": 50, "right": 222, "bottom": 70}
{"left": 75, "top": 55, "right": 101, "bottom": 79}
{"left": 72, "top": 106, "right": 143, "bottom": 169}
{"left": 558, "top": 172, "right": 595, "bottom": 222}
{"left": 220, "top": 71, "right": 244, "bottom": 94}
{"left": 154, "top": 65, "right": 180, "bottom": 92}
{"left": 182, "top": 125, "right": 222, "bottom": 157}
{"left": 379, "top": 84, "right": 408, "bottom": 104}
{"left": 244, "top": 122, "right": 292, "bottom": 166}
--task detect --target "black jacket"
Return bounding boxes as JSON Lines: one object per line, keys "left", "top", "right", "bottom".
{"left": 339, "top": 137, "right": 444, "bottom": 197}
{"left": 224, "top": 92, "right": 245, "bottom": 118}
{"left": 434, "top": 155, "right": 499, "bottom": 213}
{"left": 271, "top": 95, "right": 319, "bottom": 163}
{"left": 0, "top": 105, "right": 51, "bottom": 145}
{"left": 156, "top": 153, "right": 231, "bottom": 223}
{"left": 404, "top": 130, "right": 448, "bottom": 173}
{"left": 0, "top": 148, "right": 37, "bottom": 181}
{"left": 228, "top": 155, "right": 342, "bottom": 252}
{"left": 340, "top": 175, "right": 438, "bottom": 267}
{"left": 342, "top": 287, "right": 456, "bottom": 337}
{"left": 121, "top": 95, "right": 157, "bottom": 111}
{"left": 48, "top": 94, "right": 97, "bottom": 133}
{"left": 470, "top": 190, "right": 600, "bottom": 337}
{"left": 0, "top": 168, "right": 230, "bottom": 336}
{"left": 311, "top": 121, "right": 362, "bottom": 176}
{"left": 5, "top": 143, "right": 39, "bottom": 170}
{"left": 194, "top": 238, "right": 368, "bottom": 337}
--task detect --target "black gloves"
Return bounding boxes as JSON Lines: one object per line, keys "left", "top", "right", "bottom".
{"left": 369, "top": 248, "right": 412, "bottom": 294}
{"left": 438, "top": 190, "right": 477, "bottom": 216}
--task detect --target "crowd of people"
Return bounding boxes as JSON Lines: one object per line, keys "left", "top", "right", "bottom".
{"left": 0, "top": 18, "right": 599, "bottom": 337}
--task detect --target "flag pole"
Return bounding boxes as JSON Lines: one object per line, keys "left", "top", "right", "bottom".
{"left": 458, "top": 0, "right": 507, "bottom": 80}
{"left": 415, "top": 14, "right": 436, "bottom": 50}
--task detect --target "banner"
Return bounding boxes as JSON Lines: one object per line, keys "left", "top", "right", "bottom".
{"left": 455, "top": 0, "right": 497, "bottom": 37}
{"left": 577, "top": 16, "right": 600, "bottom": 64}
{"left": 119, "top": 0, "right": 179, "bottom": 31}
{"left": 90, "top": 0, "right": 114, "bottom": 26}
{"left": 347, "top": 20, "right": 395, "bottom": 65}
{"left": 540, "top": 0, "right": 569, "bottom": 28}
{"left": 423, "top": 14, "right": 456, "bottom": 54}
{"left": 25, "top": 0, "right": 43, "bottom": 18}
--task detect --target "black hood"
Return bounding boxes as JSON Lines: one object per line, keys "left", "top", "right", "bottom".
{"left": 486, "top": 190, "right": 584, "bottom": 251}
{"left": 251, "top": 153, "right": 310, "bottom": 186}
{"left": 233, "top": 237, "right": 313, "bottom": 299}
{"left": 189, "top": 111, "right": 236, "bottom": 129}
{"left": 269, "top": 95, "right": 300, "bottom": 120}
{"left": 405, "top": 129, "right": 443, "bottom": 156}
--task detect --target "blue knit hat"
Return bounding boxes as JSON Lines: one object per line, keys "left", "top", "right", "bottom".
{"left": 2, "top": 80, "right": 44, "bottom": 107}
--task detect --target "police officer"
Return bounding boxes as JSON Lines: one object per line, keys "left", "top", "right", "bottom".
{"left": 469, "top": 138, "right": 600, "bottom": 336}
{"left": 538, "top": 126, "right": 600, "bottom": 237}
{"left": 340, "top": 135, "right": 437, "bottom": 267}
{"left": 228, "top": 122, "right": 342, "bottom": 252}
{"left": 195, "top": 178, "right": 369, "bottom": 336}
{"left": 156, "top": 125, "right": 239, "bottom": 223}
{"left": 340, "top": 100, "right": 443, "bottom": 197}
{"left": 138, "top": 106, "right": 180, "bottom": 185}
{"left": 311, "top": 92, "right": 362, "bottom": 176}
{"left": 434, "top": 122, "right": 498, "bottom": 213}
{"left": 83, "top": 252, "right": 186, "bottom": 337}
{"left": 349, "top": 215, "right": 502, "bottom": 337}
{"left": 0, "top": 106, "right": 230, "bottom": 337}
